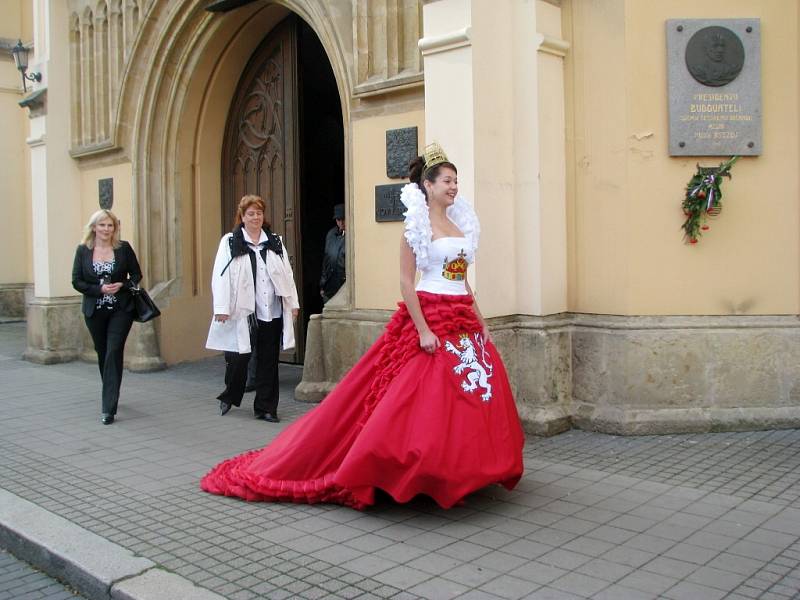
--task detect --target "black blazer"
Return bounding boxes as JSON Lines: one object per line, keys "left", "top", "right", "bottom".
{"left": 72, "top": 241, "right": 142, "bottom": 317}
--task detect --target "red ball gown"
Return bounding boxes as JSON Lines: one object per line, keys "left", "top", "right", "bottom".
{"left": 201, "top": 188, "right": 524, "bottom": 509}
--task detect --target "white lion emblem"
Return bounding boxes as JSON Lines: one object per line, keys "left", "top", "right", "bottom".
{"left": 444, "top": 333, "right": 494, "bottom": 401}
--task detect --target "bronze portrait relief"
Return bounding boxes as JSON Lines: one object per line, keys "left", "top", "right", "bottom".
{"left": 685, "top": 26, "right": 745, "bottom": 87}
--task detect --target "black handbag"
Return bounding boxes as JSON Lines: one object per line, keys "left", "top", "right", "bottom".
{"left": 131, "top": 285, "right": 161, "bottom": 323}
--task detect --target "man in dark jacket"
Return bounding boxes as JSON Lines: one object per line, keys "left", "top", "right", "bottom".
{"left": 320, "top": 204, "right": 346, "bottom": 304}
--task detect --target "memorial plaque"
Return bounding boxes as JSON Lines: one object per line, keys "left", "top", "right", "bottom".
{"left": 667, "top": 19, "right": 761, "bottom": 156}
{"left": 98, "top": 178, "right": 113, "bottom": 209}
{"left": 386, "top": 127, "right": 418, "bottom": 179}
{"left": 375, "top": 183, "right": 406, "bottom": 222}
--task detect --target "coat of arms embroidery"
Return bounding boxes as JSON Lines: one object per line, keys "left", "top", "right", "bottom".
{"left": 444, "top": 333, "right": 494, "bottom": 401}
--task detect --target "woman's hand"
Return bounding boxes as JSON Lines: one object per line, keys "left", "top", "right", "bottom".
{"left": 419, "top": 329, "right": 440, "bottom": 354}
{"left": 482, "top": 324, "right": 492, "bottom": 344}
{"left": 214, "top": 314, "right": 229, "bottom": 323}
{"left": 291, "top": 308, "right": 299, "bottom": 318}
{"left": 102, "top": 282, "right": 123, "bottom": 294}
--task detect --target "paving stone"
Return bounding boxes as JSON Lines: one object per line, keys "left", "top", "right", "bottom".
{"left": 623, "top": 533, "right": 676, "bottom": 554}
{"left": 499, "top": 539, "right": 552, "bottom": 560}
{"left": 641, "top": 556, "right": 698, "bottom": 579}
{"left": 727, "top": 540, "right": 783, "bottom": 562}
{"left": 663, "top": 542, "right": 720, "bottom": 565}
{"left": 537, "top": 548, "right": 592, "bottom": 571}
{"left": 686, "top": 565, "right": 749, "bottom": 591}
{"left": 478, "top": 574, "right": 540, "bottom": 599}
{"left": 662, "top": 580, "right": 727, "bottom": 600}
{"left": 441, "top": 563, "right": 500, "bottom": 587}
{"left": 407, "top": 576, "right": 470, "bottom": 599}
{"left": 585, "top": 525, "right": 636, "bottom": 545}
{"left": 560, "top": 536, "right": 614, "bottom": 558}
{"left": 590, "top": 583, "right": 655, "bottom": 599}
{"left": 549, "top": 571, "right": 610, "bottom": 596}
{"left": 523, "top": 586, "right": 583, "bottom": 599}
{"left": 507, "top": 561, "right": 566, "bottom": 585}
{"left": 616, "top": 570, "right": 679, "bottom": 595}
{"left": 574, "top": 557, "right": 634, "bottom": 583}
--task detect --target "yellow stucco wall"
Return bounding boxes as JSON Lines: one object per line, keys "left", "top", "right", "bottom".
{"left": 351, "top": 110, "right": 425, "bottom": 310}
{"left": 0, "top": 1, "right": 33, "bottom": 286}
{"left": 78, "top": 163, "right": 134, "bottom": 248}
{"left": 566, "top": 0, "right": 799, "bottom": 315}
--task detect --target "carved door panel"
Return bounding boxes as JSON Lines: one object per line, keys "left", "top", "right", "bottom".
{"left": 222, "top": 17, "right": 302, "bottom": 362}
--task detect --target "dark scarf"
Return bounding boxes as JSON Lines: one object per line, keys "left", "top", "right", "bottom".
{"left": 220, "top": 224, "right": 283, "bottom": 276}
{"left": 220, "top": 224, "right": 285, "bottom": 333}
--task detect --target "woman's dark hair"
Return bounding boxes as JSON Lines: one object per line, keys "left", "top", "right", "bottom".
{"left": 408, "top": 156, "right": 457, "bottom": 190}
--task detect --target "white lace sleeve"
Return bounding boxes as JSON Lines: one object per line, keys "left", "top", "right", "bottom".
{"left": 400, "top": 183, "right": 432, "bottom": 270}
{"left": 447, "top": 196, "right": 480, "bottom": 259}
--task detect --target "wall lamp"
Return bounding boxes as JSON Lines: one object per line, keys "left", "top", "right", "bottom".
{"left": 11, "top": 40, "right": 41, "bottom": 93}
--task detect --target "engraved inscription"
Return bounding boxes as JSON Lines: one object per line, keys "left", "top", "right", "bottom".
{"left": 375, "top": 184, "right": 406, "bottom": 222}
{"left": 667, "top": 19, "right": 761, "bottom": 156}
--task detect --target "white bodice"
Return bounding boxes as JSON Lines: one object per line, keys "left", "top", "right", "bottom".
{"left": 416, "top": 236, "right": 473, "bottom": 295}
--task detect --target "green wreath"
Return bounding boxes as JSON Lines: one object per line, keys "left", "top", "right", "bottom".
{"left": 681, "top": 156, "right": 739, "bottom": 244}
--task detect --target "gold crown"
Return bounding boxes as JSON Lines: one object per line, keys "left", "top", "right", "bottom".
{"left": 442, "top": 252, "right": 467, "bottom": 280}
{"left": 423, "top": 142, "right": 449, "bottom": 172}
{"left": 444, "top": 256, "right": 467, "bottom": 273}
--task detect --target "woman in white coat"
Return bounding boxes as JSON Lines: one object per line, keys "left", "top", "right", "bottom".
{"left": 206, "top": 195, "right": 299, "bottom": 422}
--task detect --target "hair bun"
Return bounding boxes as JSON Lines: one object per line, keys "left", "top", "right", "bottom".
{"left": 408, "top": 156, "right": 425, "bottom": 185}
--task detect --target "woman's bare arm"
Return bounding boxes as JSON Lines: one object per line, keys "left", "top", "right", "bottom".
{"left": 400, "top": 235, "right": 440, "bottom": 353}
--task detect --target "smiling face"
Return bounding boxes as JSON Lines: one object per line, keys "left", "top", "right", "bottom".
{"left": 93, "top": 217, "right": 116, "bottom": 244}
{"left": 424, "top": 166, "right": 459, "bottom": 209}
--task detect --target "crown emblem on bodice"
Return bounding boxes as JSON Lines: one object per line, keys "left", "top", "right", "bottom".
{"left": 442, "top": 249, "right": 467, "bottom": 281}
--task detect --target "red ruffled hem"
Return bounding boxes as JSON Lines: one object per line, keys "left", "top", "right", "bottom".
{"left": 200, "top": 291, "right": 524, "bottom": 509}
{"left": 201, "top": 450, "right": 368, "bottom": 509}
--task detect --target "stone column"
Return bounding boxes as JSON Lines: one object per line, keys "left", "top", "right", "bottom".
{"left": 419, "top": 1, "right": 572, "bottom": 435}
{"left": 23, "top": 0, "right": 86, "bottom": 364}
{"left": 418, "top": 0, "right": 567, "bottom": 317}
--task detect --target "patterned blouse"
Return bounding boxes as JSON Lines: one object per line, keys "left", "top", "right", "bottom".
{"left": 93, "top": 260, "right": 117, "bottom": 309}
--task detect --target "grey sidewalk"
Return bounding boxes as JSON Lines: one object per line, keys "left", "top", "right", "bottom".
{"left": 1, "top": 321, "right": 799, "bottom": 600}
{"left": 0, "top": 548, "right": 85, "bottom": 600}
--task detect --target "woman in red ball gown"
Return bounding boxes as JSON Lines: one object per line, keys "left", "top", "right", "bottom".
{"left": 201, "top": 143, "right": 524, "bottom": 509}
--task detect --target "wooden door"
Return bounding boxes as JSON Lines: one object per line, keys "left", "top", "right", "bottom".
{"left": 221, "top": 17, "right": 303, "bottom": 362}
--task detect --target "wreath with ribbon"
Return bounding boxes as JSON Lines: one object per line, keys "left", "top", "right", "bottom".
{"left": 681, "top": 155, "right": 739, "bottom": 244}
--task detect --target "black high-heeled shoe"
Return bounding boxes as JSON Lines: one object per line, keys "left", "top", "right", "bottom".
{"left": 219, "top": 401, "right": 232, "bottom": 416}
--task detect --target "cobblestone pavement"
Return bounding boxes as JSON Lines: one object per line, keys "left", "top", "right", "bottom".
{"left": 1, "top": 321, "right": 800, "bottom": 599}
{"left": 0, "top": 548, "right": 84, "bottom": 600}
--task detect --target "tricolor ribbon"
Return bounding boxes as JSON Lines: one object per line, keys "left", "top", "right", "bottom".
{"left": 689, "top": 173, "right": 717, "bottom": 211}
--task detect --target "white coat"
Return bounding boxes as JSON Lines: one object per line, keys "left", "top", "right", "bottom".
{"left": 205, "top": 232, "right": 300, "bottom": 353}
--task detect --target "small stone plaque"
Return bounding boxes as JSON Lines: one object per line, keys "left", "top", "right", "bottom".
{"left": 375, "top": 184, "right": 406, "bottom": 222}
{"left": 667, "top": 19, "right": 761, "bottom": 156}
{"left": 98, "top": 178, "right": 113, "bottom": 209}
{"left": 386, "top": 127, "right": 418, "bottom": 179}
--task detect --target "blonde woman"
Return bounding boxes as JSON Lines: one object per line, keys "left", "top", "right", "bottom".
{"left": 71, "top": 210, "right": 142, "bottom": 425}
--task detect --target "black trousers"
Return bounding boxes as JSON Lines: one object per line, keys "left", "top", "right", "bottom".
{"left": 84, "top": 306, "right": 134, "bottom": 415}
{"left": 218, "top": 318, "right": 282, "bottom": 416}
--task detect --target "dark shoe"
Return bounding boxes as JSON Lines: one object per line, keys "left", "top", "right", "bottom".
{"left": 219, "top": 401, "right": 232, "bottom": 416}
{"left": 101, "top": 414, "right": 114, "bottom": 425}
{"left": 244, "top": 383, "right": 256, "bottom": 392}
{"left": 255, "top": 413, "right": 280, "bottom": 423}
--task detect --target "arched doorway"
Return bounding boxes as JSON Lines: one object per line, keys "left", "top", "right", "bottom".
{"left": 221, "top": 14, "right": 344, "bottom": 363}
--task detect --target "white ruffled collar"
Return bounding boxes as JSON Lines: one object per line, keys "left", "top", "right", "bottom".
{"left": 400, "top": 183, "right": 480, "bottom": 270}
